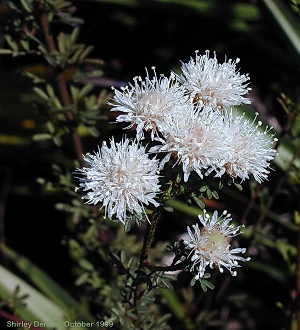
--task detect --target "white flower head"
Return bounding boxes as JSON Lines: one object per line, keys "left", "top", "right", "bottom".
{"left": 150, "top": 107, "right": 228, "bottom": 182}
{"left": 109, "top": 67, "right": 188, "bottom": 140}
{"left": 74, "top": 137, "right": 161, "bottom": 225}
{"left": 185, "top": 210, "right": 250, "bottom": 279}
{"left": 211, "top": 111, "right": 277, "bottom": 183}
{"left": 177, "top": 50, "right": 251, "bottom": 110}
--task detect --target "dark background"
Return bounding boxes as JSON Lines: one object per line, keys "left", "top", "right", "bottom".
{"left": 0, "top": 1, "right": 299, "bottom": 329}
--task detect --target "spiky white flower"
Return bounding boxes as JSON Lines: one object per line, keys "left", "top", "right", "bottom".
{"left": 109, "top": 68, "right": 188, "bottom": 140}
{"left": 208, "top": 111, "right": 277, "bottom": 183}
{"left": 185, "top": 210, "right": 250, "bottom": 279}
{"left": 74, "top": 137, "right": 161, "bottom": 224}
{"left": 177, "top": 50, "right": 251, "bottom": 110}
{"left": 150, "top": 107, "right": 228, "bottom": 182}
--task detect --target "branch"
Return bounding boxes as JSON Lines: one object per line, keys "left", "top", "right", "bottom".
{"left": 36, "top": 0, "right": 84, "bottom": 164}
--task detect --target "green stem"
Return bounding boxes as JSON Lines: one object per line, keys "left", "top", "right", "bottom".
{"left": 139, "top": 211, "right": 160, "bottom": 269}
{"left": 133, "top": 211, "right": 161, "bottom": 323}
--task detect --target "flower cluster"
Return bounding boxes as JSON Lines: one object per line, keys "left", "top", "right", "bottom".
{"left": 74, "top": 138, "right": 161, "bottom": 224}
{"left": 109, "top": 68, "right": 187, "bottom": 141}
{"left": 74, "top": 51, "right": 277, "bottom": 221}
{"left": 72, "top": 51, "right": 264, "bottom": 280}
{"left": 185, "top": 210, "right": 250, "bottom": 279}
{"left": 177, "top": 50, "right": 251, "bottom": 109}
{"left": 109, "top": 51, "right": 277, "bottom": 183}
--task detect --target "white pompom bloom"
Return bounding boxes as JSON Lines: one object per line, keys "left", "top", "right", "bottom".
{"left": 177, "top": 50, "right": 251, "bottom": 110}
{"left": 185, "top": 210, "right": 250, "bottom": 279}
{"left": 209, "top": 111, "right": 277, "bottom": 183}
{"left": 74, "top": 138, "right": 161, "bottom": 224}
{"left": 109, "top": 68, "right": 188, "bottom": 140}
{"left": 150, "top": 107, "right": 228, "bottom": 182}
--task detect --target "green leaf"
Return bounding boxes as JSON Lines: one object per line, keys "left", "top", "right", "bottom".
{"left": 262, "top": 0, "right": 300, "bottom": 58}
{"left": 163, "top": 205, "right": 174, "bottom": 212}
{"left": 0, "top": 48, "right": 14, "bottom": 55}
{"left": 233, "top": 182, "right": 243, "bottom": 191}
{"left": 22, "top": 71, "right": 46, "bottom": 84}
{"left": 75, "top": 272, "right": 90, "bottom": 286}
{"left": 70, "top": 28, "right": 80, "bottom": 45}
{"left": 0, "top": 265, "right": 68, "bottom": 327}
{"left": 165, "top": 199, "right": 201, "bottom": 217}
{"left": 33, "top": 87, "right": 50, "bottom": 101}
{"left": 70, "top": 85, "right": 80, "bottom": 102}
{"left": 20, "top": 0, "right": 33, "bottom": 12}
{"left": 53, "top": 135, "right": 62, "bottom": 146}
{"left": 160, "top": 279, "right": 173, "bottom": 291}
{"left": 5, "top": 35, "right": 19, "bottom": 52}
{"left": 211, "top": 190, "right": 219, "bottom": 199}
{"left": 276, "top": 239, "right": 297, "bottom": 263}
{"left": 78, "top": 82, "right": 94, "bottom": 99}
{"left": 82, "top": 58, "right": 105, "bottom": 66}
{"left": 44, "top": 53, "right": 59, "bottom": 67}
{"left": 275, "top": 139, "right": 300, "bottom": 171}
{"left": 246, "top": 259, "right": 287, "bottom": 282}
{"left": 160, "top": 288, "right": 186, "bottom": 320}
{"left": 78, "top": 259, "right": 94, "bottom": 271}
{"left": 46, "top": 121, "right": 55, "bottom": 134}
{"left": 199, "top": 185, "right": 207, "bottom": 192}
{"left": 79, "top": 45, "right": 94, "bottom": 61}
{"left": 206, "top": 188, "right": 212, "bottom": 199}
{"left": 190, "top": 276, "right": 196, "bottom": 287}
{"left": 32, "top": 133, "right": 52, "bottom": 141}
{"left": 0, "top": 245, "right": 96, "bottom": 324}
{"left": 124, "top": 219, "right": 131, "bottom": 232}
{"left": 20, "top": 39, "right": 30, "bottom": 52}
{"left": 191, "top": 194, "right": 206, "bottom": 209}
{"left": 46, "top": 84, "right": 56, "bottom": 98}
{"left": 200, "top": 279, "right": 214, "bottom": 291}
